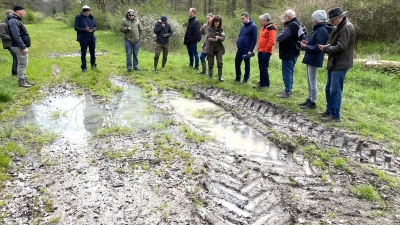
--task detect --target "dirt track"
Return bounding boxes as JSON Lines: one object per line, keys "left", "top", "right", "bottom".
{"left": 1, "top": 78, "right": 399, "bottom": 225}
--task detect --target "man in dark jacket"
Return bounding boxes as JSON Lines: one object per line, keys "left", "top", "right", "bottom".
{"left": 74, "top": 5, "right": 97, "bottom": 72}
{"left": 318, "top": 7, "right": 355, "bottom": 122}
{"left": 153, "top": 15, "right": 173, "bottom": 71}
{"left": 183, "top": 8, "right": 200, "bottom": 70}
{"left": 235, "top": 12, "right": 257, "bottom": 83}
{"left": 276, "top": 9, "right": 304, "bottom": 98}
{"left": 8, "top": 5, "right": 33, "bottom": 88}
{"left": 0, "top": 9, "right": 17, "bottom": 76}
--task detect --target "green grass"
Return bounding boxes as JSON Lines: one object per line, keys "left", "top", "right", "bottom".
{"left": 351, "top": 184, "right": 382, "bottom": 202}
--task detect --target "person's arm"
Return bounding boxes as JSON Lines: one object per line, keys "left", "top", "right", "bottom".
{"left": 167, "top": 24, "right": 173, "bottom": 37}
{"left": 249, "top": 25, "right": 258, "bottom": 52}
{"left": 154, "top": 22, "right": 162, "bottom": 34}
{"left": 74, "top": 15, "right": 86, "bottom": 32}
{"left": 193, "top": 20, "right": 201, "bottom": 42}
{"left": 276, "top": 27, "right": 292, "bottom": 42}
{"left": 138, "top": 21, "right": 144, "bottom": 35}
{"left": 8, "top": 19, "right": 25, "bottom": 49}
{"left": 218, "top": 29, "right": 225, "bottom": 42}
{"left": 91, "top": 18, "right": 97, "bottom": 31}
{"left": 324, "top": 27, "right": 354, "bottom": 55}
{"left": 119, "top": 20, "right": 128, "bottom": 33}
{"left": 266, "top": 25, "right": 277, "bottom": 52}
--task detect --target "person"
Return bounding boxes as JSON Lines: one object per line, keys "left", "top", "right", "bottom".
{"left": 198, "top": 13, "right": 214, "bottom": 74}
{"left": 153, "top": 15, "right": 173, "bottom": 71}
{"left": 205, "top": 16, "right": 225, "bottom": 82}
{"left": 8, "top": 5, "right": 33, "bottom": 88}
{"left": 276, "top": 9, "right": 305, "bottom": 98}
{"left": 254, "top": 13, "right": 276, "bottom": 89}
{"left": 318, "top": 7, "right": 355, "bottom": 122}
{"left": 298, "top": 10, "right": 332, "bottom": 109}
{"left": 120, "top": 9, "right": 143, "bottom": 72}
{"left": 235, "top": 12, "right": 257, "bottom": 84}
{"left": 0, "top": 10, "right": 17, "bottom": 76}
{"left": 183, "top": 8, "right": 201, "bottom": 70}
{"left": 74, "top": 5, "right": 97, "bottom": 72}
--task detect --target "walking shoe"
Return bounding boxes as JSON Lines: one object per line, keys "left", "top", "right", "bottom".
{"left": 193, "top": 67, "right": 199, "bottom": 70}
{"left": 91, "top": 64, "right": 97, "bottom": 69}
{"left": 300, "top": 101, "right": 316, "bottom": 109}
{"left": 162, "top": 67, "right": 165, "bottom": 71}
{"left": 240, "top": 80, "right": 247, "bottom": 84}
{"left": 253, "top": 85, "right": 268, "bottom": 89}
{"left": 12, "top": 73, "right": 17, "bottom": 76}
{"left": 276, "top": 92, "right": 291, "bottom": 98}
{"left": 152, "top": 68, "right": 156, "bottom": 71}
{"left": 298, "top": 98, "right": 311, "bottom": 106}
{"left": 25, "top": 78, "right": 35, "bottom": 86}
{"left": 319, "top": 111, "right": 329, "bottom": 117}
{"left": 134, "top": 68, "right": 141, "bottom": 71}
{"left": 18, "top": 79, "right": 31, "bottom": 88}
{"left": 322, "top": 116, "right": 340, "bottom": 122}
{"left": 82, "top": 68, "right": 87, "bottom": 72}
{"left": 127, "top": 69, "right": 132, "bottom": 72}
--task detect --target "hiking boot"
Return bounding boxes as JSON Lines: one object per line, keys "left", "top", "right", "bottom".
{"left": 322, "top": 116, "right": 340, "bottom": 122}
{"left": 218, "top": 67, "right": 224, "bottom": 82}
{"left": 319, "top": 111, "right": 330, "bottom": 117}
{"left": 18, "top": 79, "right": 31, "bottom": 88}
{"left": 276, "top": 92, "right": 291, "bottom": 98}
{"left": 25, "top": 78, "right": 35, "bottom": 86}
{"left": 300, "top": 101, "right": 316, "bottom": 109}
{"left": 298, "top": 98, "right": 311, "bottom": 106}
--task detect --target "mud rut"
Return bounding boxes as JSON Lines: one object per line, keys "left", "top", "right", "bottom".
{"left": 1, "top": 78, "right": 400, "bottom": 225}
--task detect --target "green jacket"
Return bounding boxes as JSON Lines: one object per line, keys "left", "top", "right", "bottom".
{"left": 120, "top": 16, "right": 143, "bottom": 44}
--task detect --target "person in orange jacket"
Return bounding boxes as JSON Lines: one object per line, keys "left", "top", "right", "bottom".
{"left": 254, "top": 13, "right": 276, "bottom": 89}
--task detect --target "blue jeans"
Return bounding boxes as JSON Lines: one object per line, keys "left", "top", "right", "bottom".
{"left": 79, "top": 38, "right": 96, "bottom": 70}
{"left": 281, "top": 56, "right": 298, "bottom": 93}
{"left": 7, "top": 48, "right": 18, "bottom": 75}
{"left": 186, "top": 42, "right": 199, "bottom": 68}
{"left": 258, "top": 52, "right": 271, "bottom": 87}
{"left": 125, "top": 39, "right": 140, "bottom": 70}
{"left": 235, "top": 49, "right": 251, "bottom": 82}
{"left": 325, "top": 70, "right": 348, "bottom": 119}
{"left": 199, "top": 52, "right": 207, "bottom": 63}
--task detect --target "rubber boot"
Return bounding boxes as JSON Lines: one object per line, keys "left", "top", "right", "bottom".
{"left": 198, "top": 62, "right": 206, "bottom": 74}
{"left": 18, "top": 79, "right": 31, "bottom": 88}
{"left": 218, "top": 67, "right": 224, "bottom": 82}
{"left": 161, "top": 58, "right": 167, "bottom": 70}
{"left": 153, "top": 58, "right": 158, "bottom": 71}
{"left": 208, "top": 68, "right": 213, "bottom": 79}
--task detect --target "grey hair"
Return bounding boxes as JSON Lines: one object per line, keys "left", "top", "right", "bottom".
{"left": 259, "top": 13, "right": 271, "bottom": 22}
{"left": 286, "top": 9, "right": 296, "bottom": 18}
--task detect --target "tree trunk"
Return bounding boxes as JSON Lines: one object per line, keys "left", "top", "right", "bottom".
{"left": 244, "top": 0, "right": 251, "bottom": 14}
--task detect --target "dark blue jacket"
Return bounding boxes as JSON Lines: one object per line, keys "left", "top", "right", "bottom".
{"left": 302, "top": 23, "right": 333, "bottom": 67}
{"left": 236, "top": 19, "right": 258, "bottom": 52}
{"left": 74, "top": 13, "right": 97, "bottom": 42}
{"left": 184, "top": 16, "right": 200, "bottom": 45}
{"left": 154, "top": 20, "right": 173, "bottom": 45}
{"left": 8, "top": 14, "right": 30, "bottom": 49}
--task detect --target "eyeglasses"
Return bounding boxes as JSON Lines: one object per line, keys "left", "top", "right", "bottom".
{"left": 128, "top": 15, "right": 134, "bottom": 16}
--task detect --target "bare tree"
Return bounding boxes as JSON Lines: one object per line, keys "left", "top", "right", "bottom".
{"left": 244, "top": 0, "right": 251, "bottom": 15}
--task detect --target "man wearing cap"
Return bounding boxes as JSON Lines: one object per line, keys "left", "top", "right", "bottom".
{"left": 318, "top": 7, "right": 355, "bottom": 122}
{"left": 8, "top": 5, "right": 34, "bottom": 87}
{"left": 0, "top": 10, "right": 18, "bottom": 76}
{"left": 120, "top": 9, "right": 143, "bottom": 72}
{"left": 74, "top": 5, "right": 97, "bottom": 72}
{"left": 276, "top": 9, "right": 305, "bottom": 98}
{"left": 153, "top": 15, "right": 173, "bottom": 71}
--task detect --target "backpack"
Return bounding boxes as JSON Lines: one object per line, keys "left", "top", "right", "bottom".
{"left": 295, "top": 22, "right": 307, "bottom": 50}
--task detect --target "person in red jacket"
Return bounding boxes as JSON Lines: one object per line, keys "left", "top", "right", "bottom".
{"left": 254, "top": 13, "right": 276, "bottom": 89}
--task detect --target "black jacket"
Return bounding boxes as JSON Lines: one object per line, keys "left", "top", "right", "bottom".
{"left": 154, "top": 20, "right": 173, "bottom": 45}
{"left": 74, "top": 13, "right": 97, "bottom": 42}
{"left": 323, "top": 17, "right": 356, "bottom": 71}
{"left": 8, "top": 14, "right": 30, "bottom": 49}
{"left": 278, "top": 17, "right": 301, "bottom": 59}
{"left": 183, "top": 16, "right": 200, "bottom": 45}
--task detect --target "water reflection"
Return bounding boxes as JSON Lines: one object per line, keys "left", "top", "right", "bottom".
{"left": 169, "top": 98, "right": 279, "bottom": 158}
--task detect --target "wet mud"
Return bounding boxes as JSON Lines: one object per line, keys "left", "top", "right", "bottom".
{"left": 1, "top": 77, "right": 399, "bottom": 224}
